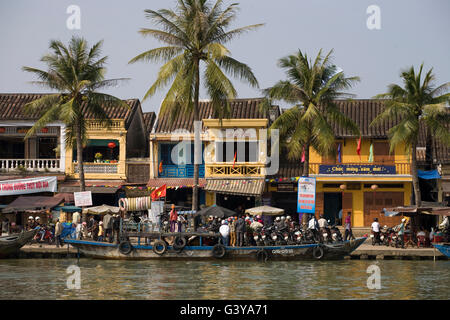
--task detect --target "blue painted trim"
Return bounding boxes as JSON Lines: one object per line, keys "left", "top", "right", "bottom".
{"left": 64, "top": 239, "right": 117, "bottom": 247}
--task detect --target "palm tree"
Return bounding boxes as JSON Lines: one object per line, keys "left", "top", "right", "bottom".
{"left": 23, "top": 36, "right": 129, "bottom": 191}
{"left": 129, "top": 0, "right": 262, "bottom": 210}
{"left": 371, "top": 64, "right": 450, "bottom": 207}
{"left": 264, "top": 49, "right": 360, "bottom": 176}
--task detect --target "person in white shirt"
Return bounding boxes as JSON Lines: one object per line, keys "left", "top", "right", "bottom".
{"left": 219, "top": 220, "right": 230, "bottom": 246}
{"left": 318, "top": 215, "right": 328, "bottom": 228}
{"left": 371, "top": 218, "right": 381, "bottom": 244}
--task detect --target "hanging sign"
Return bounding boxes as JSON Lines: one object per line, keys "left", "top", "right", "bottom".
{"left": 74, "top": 191, "right": 93, "bottom": 207}
{"left": 297, "top": 177, "right": 316, "bottom": 214}
{"left": 0, "top": 176, "right": 57, "bottom": 196}
{"left": 319, "top": 164, "right": 396, "bottom": 175}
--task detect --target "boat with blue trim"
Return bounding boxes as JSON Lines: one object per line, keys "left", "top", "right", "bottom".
{"left": 63, "top": 232, "right": 367, "bottom": 261}
{"left": 433, "top": 243, "right": 450, "bottom": 258}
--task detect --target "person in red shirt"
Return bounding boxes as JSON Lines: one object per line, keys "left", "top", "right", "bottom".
{"left": 169, "top": 204, "right": 178, "bottom": 232}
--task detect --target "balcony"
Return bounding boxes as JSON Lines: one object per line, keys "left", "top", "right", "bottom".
{"left": 0, "top": 159, "right": 61, "bottom": 172}
{"left": 73, "top": 162, "right": 119, "bottom": 174}
{"left": 309, "top": 162, "right": 411, "bottom": 175}
{"left": 86, "top": 120, "right": 124, "bottom": 131}
{"left": 158, "top": 164, "right": 205, "bottom": 178}
{"left": 207, "top": 163, "right": 264, "bottom": 177}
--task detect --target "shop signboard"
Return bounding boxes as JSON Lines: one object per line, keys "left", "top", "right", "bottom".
{"left": 319, "top": 164, "right": 396, "bottom": 175}
{"left": 0, "top": 176, "right": 57, "bottom": 196}
{"left": 277, "top": 183, "right": 295, "bottom": 192}
{"left": 297, "top": 177, "right": 316, "bottom": 214}
{"left": 74, "top": 191, "right": 92, "bottom": 207}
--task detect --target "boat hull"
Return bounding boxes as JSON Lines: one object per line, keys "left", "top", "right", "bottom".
{"left": 0, "top": 230, "right": 37, "bottom": 258}
{"left": 64, "top": 237, "right": 366, "bottom": 261}
{"left": 433, "top": 244, "right": 450, "bottom": 258}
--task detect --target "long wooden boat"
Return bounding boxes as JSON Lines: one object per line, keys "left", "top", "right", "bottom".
{"left": 63, "top": 235, "right": 367, "bottom": 261}
{"left": 0, "top": 230, "right": 37, "bottom": 258}
{"left": 433, "top": 243, "right": 450, "bottom": 258}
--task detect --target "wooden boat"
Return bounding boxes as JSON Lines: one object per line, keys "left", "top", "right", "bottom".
{"left": 433, "top": 243, "right": 450, "bottom": 258}
{"left": 0, "top": 229, "right": 37, "bottom": 258}
{"left": 64, "top": 233, "right": 367, "bottom": 261}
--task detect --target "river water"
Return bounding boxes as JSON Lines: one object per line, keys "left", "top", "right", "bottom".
{"left": 0, "top": 259, "right": 449, "bottom": 300}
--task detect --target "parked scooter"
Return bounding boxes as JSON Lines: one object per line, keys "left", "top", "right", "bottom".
{"left": 330, "top": 224, "right": 343, "bottom": 242}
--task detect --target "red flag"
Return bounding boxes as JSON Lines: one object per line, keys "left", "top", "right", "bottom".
{"left": 151, "top": 184, "right": 166, "bottom": 200}
{"left": 301, "top": 146, "right": 305, "bottom": 163}
{"left": 233, "top": 150, "right": 237, "bottom": 168}
{"left": 356, "top": 137, "right": 362, "bottom": 160}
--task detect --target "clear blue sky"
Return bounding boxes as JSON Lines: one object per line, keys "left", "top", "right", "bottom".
{"left": 1, "top": 0, "right": 449, "bottom": 113}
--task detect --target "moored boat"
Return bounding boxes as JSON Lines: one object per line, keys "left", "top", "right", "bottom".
{"left": 64, "top": 235, "right": 367, "bottom": 261}
{"left": 0, "top": 229, "right": 37, "bottom": 258}
{"left": 433, "top": 243, "right": 450, "bottom": 258}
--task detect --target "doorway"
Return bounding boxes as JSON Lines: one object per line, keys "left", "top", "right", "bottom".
{"left": 324, "top": 192, "right": 342, "bottom": 225}
{"left": 216, "top": 194, "right": 255, "bottom": 213}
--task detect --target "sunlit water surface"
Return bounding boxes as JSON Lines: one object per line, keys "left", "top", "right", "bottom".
{"left": 0, "top": 259, "right": 449, "bottom": 299}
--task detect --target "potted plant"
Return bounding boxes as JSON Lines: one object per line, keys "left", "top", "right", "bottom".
{"left": 94, "top": 152, "right": 103, "bottom": 163}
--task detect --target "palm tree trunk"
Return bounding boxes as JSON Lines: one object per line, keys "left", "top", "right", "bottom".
{"left": 303, "top": 140, "right": 310, "bottom": 177}
{"left": 411, "top": 141, "right": 421, "bottom": 207}
{"left": 192, "top": 58, "right": 200, "bottom": 211}
{"left": 76, "top": 121, "right": 86, "bottom": 192}
{"left": 425, "top": 126, "right": 434, "bottom": 171}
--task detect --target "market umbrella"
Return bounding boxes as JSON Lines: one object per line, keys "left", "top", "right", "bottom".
{"left": 82, "top": 204, "right": 120, "bottom": 215}
{"left": 245, "top": 205, "right": 284, "bottom": 216}
{"left": 196, "top": 205, "right": 236, "bottom": 218}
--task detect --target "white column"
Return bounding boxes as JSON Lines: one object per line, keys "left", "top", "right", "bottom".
{"left": 59, "top": 124, "right": 66, "bottom": 172}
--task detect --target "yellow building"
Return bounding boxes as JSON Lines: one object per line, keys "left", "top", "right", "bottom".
{"left": 268, "top": 99, "right": 413, "bottom": 227}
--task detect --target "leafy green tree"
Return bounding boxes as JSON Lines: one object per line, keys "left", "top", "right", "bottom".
{"left": 23, "top": 36, "right": 129, "bottom": 191}
{"left": 129, "top": 0, "right": 262, "bottom": 210}
{"left": 264, "top": 49, "right": 360, "bottom": 176}
{"left": 371, "top": 64, "right": 450, "bottom": 206}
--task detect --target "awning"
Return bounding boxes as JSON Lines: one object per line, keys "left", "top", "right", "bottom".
{"left": 58, "top": 181, "right": 123, "bottom": 194}
{"left": 205, "top": 179, "right": 265, "bottom": 196}
{"left": 82, "top": 204, "right": 120, "bottom": 215}
{"left": 384, "top": 205, "right": 450, "bottom": 216}
{"left": 59, "top": 186, "right": 120, "bottom": 194}
{"left": 147, "top": 178, "right": 206, "bottom": 188}
{"left": 418, "top": 169, "right": 441, "bottom": 180}
{"left": 246, "top": 205, "right": 284, "bottom": 216}
{"left": 2, "top": 195, "right": 64, "bottom": 213}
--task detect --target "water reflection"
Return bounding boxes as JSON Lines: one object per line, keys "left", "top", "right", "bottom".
{"left": 0, "top": 259, "right": 449, "bottom": 300}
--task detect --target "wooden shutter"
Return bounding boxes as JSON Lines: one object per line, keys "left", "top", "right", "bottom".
{"left": 315, "top": 192, "right": 324, "bottom": 218}
{"left": 374, "top": 141, "right": 394, "bottom": 164}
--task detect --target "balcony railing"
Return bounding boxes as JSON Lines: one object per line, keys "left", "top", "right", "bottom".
{"left": 0, "top": 159, "right": 61, "bottom": 172}
{"left": 86, "top": 120, "right": 124, "bottom": 131}
{"left": 207, "top": 163, "right": 264, "bottom": 176}
{"left": 73, "top": 162, "right": 118, "bottom": 174}
{"left": 309, "top": 162, "right": 411, "bottom": 175}
{"left": 158, "top": 164, "right": 205, "bottom": 178}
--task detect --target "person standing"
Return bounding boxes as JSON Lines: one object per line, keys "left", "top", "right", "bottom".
{"left": 344, "top": 212, "right": 354, "bottom": 241}
{"left": 235, "top": 215, "right": 245, "bottom": 247}
{"left": 113, "top": 214, "right": 121, "bottom": 244}
{"left": 371, "top": 218, "right": 381, "bottom": 245}
{"left": 55, "top": 219, "right": 63, "bottom": 247}
{"left": 2, "top": 218, "right": 10, "bottom": 236}
{"left": 103, "top": 213, "right": 113, "bottom": 243}
{"left": 219, "top": 220, "right": 230, "bottom": 246}
{"left": 72, "top": 211, "right": 81, "bottom": 226}
{"left": 169, "top": 204, "right": 178, "bottom": 232}
{"left": 98, "top": 221, "right": 104, "bottom": 242}
{"left": 230, "top": 217, "right": 237, "bottom": 247}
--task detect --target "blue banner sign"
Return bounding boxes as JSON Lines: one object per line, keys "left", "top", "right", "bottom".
{"left": 319, "top": 164, "right": 396, "bottom": 175}
{"left": 297, "top": 177, "right": 316, "bottom": 214}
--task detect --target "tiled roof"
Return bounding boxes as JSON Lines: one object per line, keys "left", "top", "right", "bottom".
{"left": 154, "top": 98, "right": 280, "bottom": 133}
{"left": 142, "top": 112, "right": 156, "bottom": 135}
{"left": 0, "top": 93, "right": 141, "bottom": 128}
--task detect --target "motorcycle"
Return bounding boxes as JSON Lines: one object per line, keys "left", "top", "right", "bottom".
{"left": 330, "top": 224, "right": 343, "bottom": 242}
{"left": 320, "top": 227, "right": 332, "bottom": 243}
{"left": 253, "top": 227, "right": 265, "bottom": 246}
{"left": 33, "top": 226, "right": 55, "bottom": 244}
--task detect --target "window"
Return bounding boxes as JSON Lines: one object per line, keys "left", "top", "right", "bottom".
{"left": 373, "top": 141, "right": 394, "bottom": 163}
{"left": 215, "top": 141, "right": 258, "bottom": 163}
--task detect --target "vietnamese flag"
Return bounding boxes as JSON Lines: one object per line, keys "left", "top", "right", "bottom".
{"left": 356, "top": 137, "right": 362, "bottom": 160}
{"left": 151, "top": 184, "right": 167, "bottom": 200}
